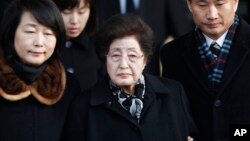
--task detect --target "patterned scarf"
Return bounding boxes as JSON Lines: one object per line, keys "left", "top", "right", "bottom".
{"left": 110, "top": 75, "right": 145, "bottom": 123}
{"left": 195, "top": 15, "right": 239, "bottom": 91}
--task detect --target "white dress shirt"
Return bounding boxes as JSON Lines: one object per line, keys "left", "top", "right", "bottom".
{"left": 119, "top": 0, "right": 140, "bottom": 14}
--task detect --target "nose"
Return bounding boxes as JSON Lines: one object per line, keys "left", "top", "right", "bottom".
{"left": 34, "top": 33, "right": 44, "bottom": 47}
{"left": 207, "top": 5, "right": 219, "bottom": 20}
{"left": 119, "top": 56, "right": 129, "bottom": 69}
{"left": 69, "top": 12, "right": 78, "bottom": 24}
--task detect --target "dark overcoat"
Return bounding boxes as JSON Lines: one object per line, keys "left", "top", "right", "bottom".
{"left": 64, "top": 74, "right": 196, "bottom": 141}
{"left": 160, "top": 18, "right": 250, "bottom": 141}
{"left": 0, "top": 58, "right": 81, "bottom": 141}
{"left": 60, "top": 32, "right": 105, "bottom": 92}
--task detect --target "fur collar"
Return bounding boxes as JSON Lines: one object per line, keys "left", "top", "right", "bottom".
{"left": 0, "top": 57, "right": 66, "bottom": 105}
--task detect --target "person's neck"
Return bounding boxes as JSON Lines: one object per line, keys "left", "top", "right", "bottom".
{"left": 121, "top": 85, "right": 135, "bottom": 95}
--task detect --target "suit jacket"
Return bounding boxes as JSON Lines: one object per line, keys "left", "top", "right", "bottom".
{"left": 95, "top": 0, "right": 192, "bottom": 42}
{"left": 160, "top": 18, "right": 250, "bottom": 141}
{"left": 64, "top": 74, "right": 196, "bottom": 141}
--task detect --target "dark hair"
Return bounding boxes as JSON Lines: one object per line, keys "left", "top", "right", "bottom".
{"left": 95, "top": 14, "right": 154, "bottom": 64}
{"left": 52, "top": 0, "right": 96, "bottom": 34}
{"left": 0, "top": 0, "right": 65, "bottom": 60}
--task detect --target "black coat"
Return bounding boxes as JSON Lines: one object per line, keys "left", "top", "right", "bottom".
{"left": 0, "top": 59, "right": 81, "bottom": 141}
{"left": 160, "top": 18, "right": 250, "bottom": 141}
{"left": 64, "top": 74, "right": 196, "bottom": 141}
{"left": 60, "top": 32, "right": 105, "bottom": 92}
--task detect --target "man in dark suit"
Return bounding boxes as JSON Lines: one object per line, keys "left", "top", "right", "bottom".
{"left": 95, "top": 0, "right": 193, "bottom": 75}
{"left": 161, "top": 0, "right": 250, "bottom": 141}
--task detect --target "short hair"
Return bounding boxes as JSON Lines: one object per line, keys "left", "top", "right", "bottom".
{"left": 95, "top": 14, "right": 154, "bottom": 64}
{"left": 52, "top": 0, "right": 96, "bottom": 34}
{"left": 0, "top": 0, "right": 66, "bottom": 60}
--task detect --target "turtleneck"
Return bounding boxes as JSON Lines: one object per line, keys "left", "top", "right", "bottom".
{"left": 8, "top": 55, "right": 46, "bottom": 84}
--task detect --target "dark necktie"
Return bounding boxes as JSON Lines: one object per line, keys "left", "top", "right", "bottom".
{"left": 210, "top": 41, "right": 220, "bottom": 58}
{"left": 126, "top": 0, "right": 136, "bottom": 13}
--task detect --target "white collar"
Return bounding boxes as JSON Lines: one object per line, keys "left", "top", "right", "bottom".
{"left": 203, "top": 31, "right": 228, "bottom": 47}
{"left": 119, "top": 0, "right": 140, "bottom": 14}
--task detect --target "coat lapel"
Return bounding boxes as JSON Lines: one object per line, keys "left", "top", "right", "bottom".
{"left": 90, "top": 74, "right": 171, "bottom": 126}
{"left": 90, "top": 76, "right": 140, "bottom": 126}
{"left": 218, "top": 19, "right": 250, "bottom": 96}
{"left": 140, "top": 74, "right": 171, "bottom": 119}
{"left": 181, "top": 33, "right": 213, "bottom": 96}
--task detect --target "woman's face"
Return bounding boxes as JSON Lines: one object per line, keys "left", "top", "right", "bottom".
{"left": 106, "top": 35, "right": 146, "bottom": 94}
{"left": 61, "top": 0, "right": 90, "bottom": 38}
{"left": 14, "top": 11, "right": 56, "bottom": 66}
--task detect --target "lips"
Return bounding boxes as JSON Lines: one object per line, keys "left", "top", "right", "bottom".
{"left": 204, "top": 21, "right": 220, "bottom": 28}
{"left": 29, "top": 51, "right": 44, "bottom": 56}
{"left": 207, "top": 24, "right": 219, "bottom": 28}
{"left": 117, "top": 73, "right": 131, "bottom": 78}
{"left": 67, "top": 27, "right": 79, "bottom": 34}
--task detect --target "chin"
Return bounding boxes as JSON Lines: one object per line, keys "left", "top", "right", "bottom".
{"left": 67, "top": 33, "right": 80, "bottom": 38}
{"left": 115, "top": 81, "right": 133, "bottom": 87}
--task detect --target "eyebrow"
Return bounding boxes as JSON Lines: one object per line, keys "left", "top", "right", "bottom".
{"left": 23, "top": 23, "right": 37, "bottom": 27}
{"left": 196, "top": 0, "right": 207, "bottom": 2}
{"left": 109, "top": 48, "right": 140, "bottom": 54}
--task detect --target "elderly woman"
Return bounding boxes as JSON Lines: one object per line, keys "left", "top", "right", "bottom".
{"left": 65, "top": 14, "right": 196, "bottom": 141}
{"left": 0, "top": 0, "right": 81, "bottom": 140}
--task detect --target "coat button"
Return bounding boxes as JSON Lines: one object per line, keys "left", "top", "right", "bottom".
{"left": 134, "top": 127, "right": 139, "bottom": 131}
{"left": 65, "top": 41, "right": 72, "bottom": 48}
{"left": 214, "top": 100, "right": 221, "bottom": 107}
{"left": 105, "top": 101, "right": 112, "bottom": 107}
{"left": 67, "top": 67, "right": 74, "bottom": 74}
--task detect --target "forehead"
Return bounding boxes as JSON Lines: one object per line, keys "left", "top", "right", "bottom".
{"left": 19, "top": 11, "right": 37, "bottom": 25}
{"left": 109, "top": 36, "right": 141, "bottom": 51}
{"left": 78, "top": 0, "right": 88, "bottom": 7}
{"left": 74, "top": 0, "right": 89, "bottom": 8}
{"left": 18, "top": 11, "right": 53, "bottom": 31}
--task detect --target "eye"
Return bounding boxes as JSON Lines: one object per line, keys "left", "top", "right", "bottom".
{"left": 43, "top": 28, "right": 55, "bottom": 36}
{"left": 26, "top": 31, "right": 35, "bottom": 33}
{"left": 111, "top": 54, "right": 121, "bottom": 58}
{"left": 25, "top": 30, "right": 35, "bottom": 34}
{"left": 111, "top": 54, "right": 121, "bottom": 61}
{"left": 79, "top": 10, "right": 86, "bottom": 15}
{"left": 198, "top": 2, "right": 207, "bottom": 7}
{"left": 44, "top": 32, "right": 54, "bottom": 36}
{"left": 128, "top": 54, "right": 137, "bottom": 59}
{"left": 216, "top": 0, "right": 225, "bottom": 6}
{"left": 78, "top": 7, "right": 89, "bottom": 15}
{"left": 128, "top": 53, "right": 140, "bottom": 62}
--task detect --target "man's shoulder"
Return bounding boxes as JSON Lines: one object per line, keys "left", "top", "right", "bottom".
{"left": 161, "top": 32, "right": 194, "bottom": 55}
{"left": 236, "top": 18, "right": 250, "bottom": 39}
{"left": 163, "top": 32, "right": 193, "bottom": 47}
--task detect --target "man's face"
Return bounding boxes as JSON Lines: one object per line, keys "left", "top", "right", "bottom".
{"left": 187, "top": 0, "right": 238, "bottom": 40}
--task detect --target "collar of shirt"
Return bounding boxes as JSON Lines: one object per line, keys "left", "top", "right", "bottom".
{"left": 203, "top": 31, "right": 228, "bottom": 47}
{"left": 119, "top": 0, "right": 140, "bottom": 14}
